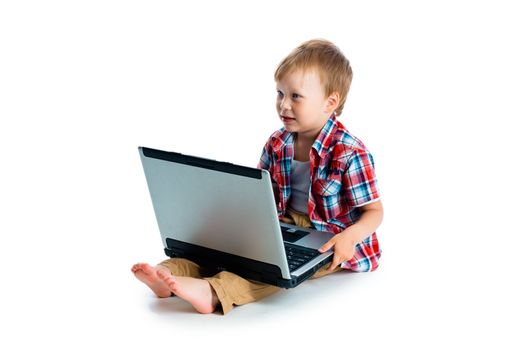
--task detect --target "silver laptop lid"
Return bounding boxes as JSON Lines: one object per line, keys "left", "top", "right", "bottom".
{"left": 139, "top": 147, "right": 292, "bottom": 279}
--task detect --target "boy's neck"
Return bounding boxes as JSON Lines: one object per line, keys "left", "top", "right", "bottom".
{"left": 296, "top": 133, "right": 316, "bottom": 146}
{"left": 294, "top": 133, "right": 317, "bottom": 161}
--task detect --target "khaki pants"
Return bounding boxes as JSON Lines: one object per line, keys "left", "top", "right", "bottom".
{"left": 159, "top": 209, "right": 341, "bottom": 314}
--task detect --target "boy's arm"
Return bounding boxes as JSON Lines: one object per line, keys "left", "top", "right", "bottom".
{"left": 319, "top": 200, "right": 383, "bottom": 271}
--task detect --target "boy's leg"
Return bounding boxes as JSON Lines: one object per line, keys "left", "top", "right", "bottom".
{"left": 155, "top": 258, "right": 221, "bottom": 314}
{"left": 202, "top": 265, "right": 342, "bottom": 314}
{"left": 156, "top": 259, "right": 279, "bottom": 314}
{"left": 204, "top": 272, "right": 281, "bottom": 315}
{"left": 311, "top": 263, "right": 343, "bottom": 278}
{"left": 158, "top": 257, "right": 203, "bottom": 278}
{"left": 285, "top": 208, "right": 314, "bottom": 228}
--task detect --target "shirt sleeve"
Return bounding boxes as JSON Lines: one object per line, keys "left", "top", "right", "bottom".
{"left": 257, "top": 138, "right": 273, "bottom": 171}
{"left": 343, "top": 149, "right": 380, "bottom": 207}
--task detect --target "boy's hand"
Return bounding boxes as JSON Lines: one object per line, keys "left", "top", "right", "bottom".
{"left": 318, "top": 201, "right": 383, "bottom": 271}
{"left": 318, "top": 231, "right": 357, "bottom": 271}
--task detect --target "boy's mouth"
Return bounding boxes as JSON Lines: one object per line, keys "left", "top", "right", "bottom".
{"left": 281, "top": 115, "right": 295, "bottom": 122}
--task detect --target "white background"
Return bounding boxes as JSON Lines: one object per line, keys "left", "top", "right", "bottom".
{"left": 1, "top": 0, "right": 524, "bottom": 348}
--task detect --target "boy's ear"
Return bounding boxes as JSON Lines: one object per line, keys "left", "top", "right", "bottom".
{"left": 325, "top": 92, "right": 341, "bottom": 114}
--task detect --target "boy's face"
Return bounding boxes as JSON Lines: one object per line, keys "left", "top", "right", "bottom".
{"left": 276, "top": 69, "right": 337, "bottom": 139}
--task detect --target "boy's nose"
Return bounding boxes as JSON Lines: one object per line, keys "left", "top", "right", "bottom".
{"left": 279, "top": 97, "right": 291, "bottom": 111}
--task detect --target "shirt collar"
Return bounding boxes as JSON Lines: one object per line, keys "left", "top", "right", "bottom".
{"left": 311, "top": 114, "right": 337, "bottom": 157}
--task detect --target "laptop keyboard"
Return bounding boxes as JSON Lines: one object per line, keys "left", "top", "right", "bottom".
{"left": 284, "top": 243, "right": 321, "bottom": 272}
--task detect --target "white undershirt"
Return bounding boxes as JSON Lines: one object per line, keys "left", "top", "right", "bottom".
{"left": 289, "top": 159, "right": 310, "bottom": 214}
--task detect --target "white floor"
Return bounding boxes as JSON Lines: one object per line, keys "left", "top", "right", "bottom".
{"left": 3, "top": 229, "right": 521, "bottom": 349}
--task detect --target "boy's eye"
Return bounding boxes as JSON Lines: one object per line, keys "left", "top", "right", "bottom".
{"left": 276, "top": 90, "right": 301, "bottom": 100}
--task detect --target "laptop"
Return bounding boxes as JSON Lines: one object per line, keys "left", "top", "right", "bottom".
{"left": 139, "top": 146, "right": 334, "bottom": 288}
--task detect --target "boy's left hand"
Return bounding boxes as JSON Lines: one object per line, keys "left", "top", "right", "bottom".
{"left": 318, "top": 231, "right": 357, "bottom": 271}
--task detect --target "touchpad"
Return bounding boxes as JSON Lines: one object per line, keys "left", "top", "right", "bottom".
{"left": 280, "top": 226, "right": 310, "bottom": 243}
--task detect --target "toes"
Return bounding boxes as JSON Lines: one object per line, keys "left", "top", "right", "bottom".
{"left": 156, "top": 270, "right": 178, "bottom": 292}
{"left": 156, "top": 269, "right": 171, "bottom": 280}
{"left": 167, "top": 281, "right": 178, "bottom": 291}
{"left": 131, "top": 263, "right": 158, "bottom": 278}
{"left": 131, "top": 264, "right": 143, "bottom": 273}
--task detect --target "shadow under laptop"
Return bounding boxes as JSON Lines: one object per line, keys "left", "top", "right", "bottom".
{"left": 234, "top": 270, "right": 364, "bottom": 317}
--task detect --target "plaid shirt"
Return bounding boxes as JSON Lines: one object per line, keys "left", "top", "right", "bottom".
{"left": 258, "top": 114, "right": 381, "bottom": 272}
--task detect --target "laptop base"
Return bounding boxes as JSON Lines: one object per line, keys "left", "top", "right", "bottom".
{"left": 164, "top": 238, "right": 331, "bottom": 289}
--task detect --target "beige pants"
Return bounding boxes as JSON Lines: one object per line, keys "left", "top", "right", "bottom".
{"left": 159, "top": 209, "right": 341, "bottom": 314}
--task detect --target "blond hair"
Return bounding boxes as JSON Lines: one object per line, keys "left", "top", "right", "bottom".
{"left": 274, "top": 39, "right": 353, "bottom": 116}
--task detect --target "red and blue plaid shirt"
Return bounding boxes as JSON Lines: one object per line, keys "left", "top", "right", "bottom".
{"left": 258, "top": 114, "right": 381, "bottom": 272}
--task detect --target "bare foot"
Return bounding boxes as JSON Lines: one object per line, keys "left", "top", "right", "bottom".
{"left": 156, "top": 269, "right": 219, "bottom": 314}
{"left": 131, "top": 263, "right": 172, "bottom": 298}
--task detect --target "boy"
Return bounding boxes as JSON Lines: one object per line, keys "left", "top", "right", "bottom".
{"left": 131, "top": 39, "right": 383, "bottom": 315}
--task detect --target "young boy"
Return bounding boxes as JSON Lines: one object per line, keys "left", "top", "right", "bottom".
{"left": 131, "top": 39, "right": 383, "bottom": 315}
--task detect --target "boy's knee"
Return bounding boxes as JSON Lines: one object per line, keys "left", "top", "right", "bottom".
{"left": 159, "top": 258, "right": 202, "bottom": 277}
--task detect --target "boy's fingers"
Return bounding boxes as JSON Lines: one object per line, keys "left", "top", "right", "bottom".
{"left": 328, "top": 256, "right": 340, "bottom": 271}
{"left": 318, "top": 239, "right": 335, "bottom": 253}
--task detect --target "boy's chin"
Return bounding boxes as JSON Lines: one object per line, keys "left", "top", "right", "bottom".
{"left": 282, "top": 124, "right": 298, "bottom": 132}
